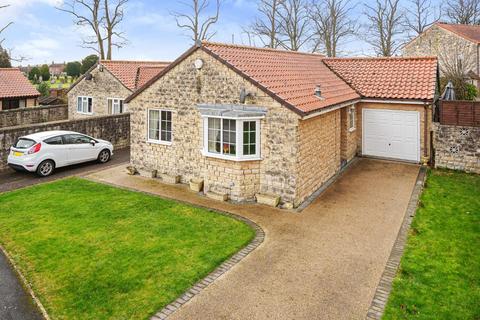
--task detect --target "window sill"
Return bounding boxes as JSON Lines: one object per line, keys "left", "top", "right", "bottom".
{"left": 201, "top": 150, "right": 262, "bottom": 162}
{"left": 147, "top": 139, "right": 172, "bottom": 146}
{"left": 77, "top": 111, "right": 93, "bottom": 115}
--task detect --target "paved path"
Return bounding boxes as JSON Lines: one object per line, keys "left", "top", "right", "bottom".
{"left": 89, "top": 158, "right": 420, "bottom": 320}
{"left": 0, "top": 148, "right": 130, "bottom": 320}
{"left": 0, "top": 147, "right": 130, "bottom": 193}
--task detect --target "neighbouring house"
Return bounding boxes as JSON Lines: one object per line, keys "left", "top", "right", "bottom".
{"left": 125, "top": 42, "right": 438, "bottom": 207}
{"left": 49, "top": 62, "right": 66, "bottom": 76}
{"left": 0, "top": 68, "right": 40, "bottom": 110}
{"left": 403, "top": 22, "right": 480, "bottom": 90}
{"left": 67, "top": 60, "right": 170, "bottom": 119}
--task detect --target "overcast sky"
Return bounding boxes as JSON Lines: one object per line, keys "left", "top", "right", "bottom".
{"left": 1, "top": 0, "right": 442, "bottom": 66}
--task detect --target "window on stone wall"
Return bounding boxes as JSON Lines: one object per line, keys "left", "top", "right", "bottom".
{"left": 108, "top": 98, "right": 124, "bottom": 114}
{"left": 348, "top": 105, "right": 356, "bottom": 131}
{"left": 203, "top": 117, "right": 260, "bottom": 161}
{"left": 148, "top": 109, "right": 172, "bottom": 144}
{"left": 77, "top": 96, "right": 93, "bottom": 114}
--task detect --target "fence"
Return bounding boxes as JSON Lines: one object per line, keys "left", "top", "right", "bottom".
{"left": 0, "top": 104, "right": 68, "bottom": 128}
{"left": 0, "top": 113, "right": 130, "bottom": 172}
{"left": 439, "top": 101, "right": 480, "bottom": 127}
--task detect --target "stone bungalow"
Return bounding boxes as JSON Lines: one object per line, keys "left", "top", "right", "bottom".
{"left": 403, "top": 22, "right": 480, "bottom": 90}
{"left": 67, "top": 60, "right": 169, "bottom": 119}
{"left": 0, "top": 68, "right": 39, "bottom": 110}
{"left": 125, "top": 42, "right": 438, "bottom": 208}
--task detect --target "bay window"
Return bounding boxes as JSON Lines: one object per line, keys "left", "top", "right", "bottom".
{"left": 203, "top": 117, "right": 261, "bottom": 160}
{"left": 198, "top": 104, "right": 265, "bottom": 161}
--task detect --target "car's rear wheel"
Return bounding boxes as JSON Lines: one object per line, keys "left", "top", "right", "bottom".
{"left": 36, "top": 160, "right": 55, "bottom": 177}
{"left": 98, "top": 149, "right": 111, "bottom": 163}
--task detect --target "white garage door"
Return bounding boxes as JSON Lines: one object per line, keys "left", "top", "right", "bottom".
{"left": 362, "top": 109, "right": 420, "bottom": 162}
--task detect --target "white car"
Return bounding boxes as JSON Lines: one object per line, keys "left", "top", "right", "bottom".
{"left": 7, "top": 130, "right": 114, "bottom": 177}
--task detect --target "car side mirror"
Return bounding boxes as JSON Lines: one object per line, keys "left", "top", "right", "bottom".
{"left": 90, "top": 140, "right": 96, "bottom": 146}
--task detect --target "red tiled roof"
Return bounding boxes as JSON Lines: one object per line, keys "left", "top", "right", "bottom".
{"left": 135, "top": 66, "right": 167, "bottom": 89}
{"left": 202, "top": 42, "right": 360, "bottom": 114}
{"left": 101, "top": 60, "right": 170, "bottom": 90}
{"left": 0, "top": 68, "right": 39, "bottom": 99}
{"left": 323, "top": 57, "right": 438, "bottom": 101}
{"left": 436, "top": 22, "right": 480, "bottom": 44}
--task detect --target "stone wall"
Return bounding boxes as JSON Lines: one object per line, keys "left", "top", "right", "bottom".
{"left": 0, "top": 113, "right": 130, "bottom": 171}
{"left": 128, "top": 49, "right": 301, "bottom": 204}
{"left": 296, "top": 109, "right": 342, "bottom": 206}
{"left": 433, "top": 123, "right": 479, "bottom": 173}
{"left": 357, "top": 102, "right": 433, "bottom": 160}
{"left": 0, "top": 104, "right": 68, "bottom": 128}
{"left": 68, "top": 67, "right": 132, "bottom": 119}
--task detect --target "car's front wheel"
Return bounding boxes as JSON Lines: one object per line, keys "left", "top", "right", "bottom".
{"left": 36, "top": 160, "right": 55, "bottom": 177}
{"left": 98, "top": 149, "right": 111, "bottom": 163}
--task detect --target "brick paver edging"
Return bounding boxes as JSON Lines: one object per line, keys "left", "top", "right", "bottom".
{"left": 365, "top": 166, "right": 427, "bottom": 320}
{"left": 81, "top": 177, "right": 265, "bottom": 320}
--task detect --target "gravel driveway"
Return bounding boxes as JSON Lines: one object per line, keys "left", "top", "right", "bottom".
{"left": 89, "top": 158, "right": 420, "bottom": 320}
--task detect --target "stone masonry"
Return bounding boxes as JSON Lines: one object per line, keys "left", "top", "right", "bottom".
{"left": 296, "top": 109, "right": 344, "bottom": 206}
{"left": 127, "top": 47, "right": 364, "bottom": 207}
{"left": 68, "top": 67, "right": 131, "bottom": 119}
{"left": 433, "top": 123, "right": 480, "bottom": 173}
{"left": 403, "top": 24, "right": 479, "bottom": 89}
{"left": 0, "top": 104, "right": 68, "bottom": 128}
{"left": 340, "top": 106, "right": 358, "bottom": 163}
{"left": 128, "top": 49, "right": 302, "bottom": 204}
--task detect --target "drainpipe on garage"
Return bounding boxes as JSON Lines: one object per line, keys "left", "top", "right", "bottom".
{"left": 423, "top": 104, "right": 429, "bottom": 165}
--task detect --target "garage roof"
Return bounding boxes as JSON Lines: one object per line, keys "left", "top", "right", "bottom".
{"left": 323, "top": 57, "right": 438, "bottom": 101}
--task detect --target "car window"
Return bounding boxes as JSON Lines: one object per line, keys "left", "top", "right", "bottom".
{"left": 44, "top": 136, "right": 63, "bottom": 145}
{"left": 14, "top": 138, "right": 36, "bottom": 149}
{"left": 64, "top": 134, "right": 91, "bottom": 144}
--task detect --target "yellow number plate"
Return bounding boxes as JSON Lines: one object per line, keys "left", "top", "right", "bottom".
{"left": 13, "top": 151, "right": 23, "bottom": 157}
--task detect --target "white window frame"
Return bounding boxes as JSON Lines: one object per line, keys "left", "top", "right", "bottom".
{"left": 348, "top": 105, "right": 356, "bottom": 132}
{"left": 107, "top": 98, "right": 125, "bottom": 114}
{"left": 77, "top": 96, "right": 93, "bottom": 114}
{"left": 201, "top": 115, "right": 262, "bottom": 161}
{"left": 147, "top": 108, "right": 173, "bottom": 145}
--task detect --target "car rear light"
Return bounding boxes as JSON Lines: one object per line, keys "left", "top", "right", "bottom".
{"left": 27, "top": 143, "right": 41, "bottom": 154}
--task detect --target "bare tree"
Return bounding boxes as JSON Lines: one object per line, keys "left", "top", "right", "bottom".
{"left": 173, "top": 0, "right": 221, "bottom": 43}
{"left": 0, "top": 4, "right": 12, "bottom": 44}
{"left": 363, "top": 0, "right": 406, "bottom": 57}
{"left": 277, "top": 0, "right": 312, "bottom": 51}
{"left": 445, "top": 0, "right": 480, "bottom": 24}
{"left": 57, "top": 0, "right": 129, "bottom": 60}
{"left": 404, "top": 0, "right": 441, "bottom": 36}
{"left": 104, "top": 0, "right": 128, "bottom": 59}
{"left": 247, "top": 0, "right": 282, "bottom": 48}
{"left": 309, "top": 0, "right": 356, "bottom": 57}
{"left": 437, "top": 39, "right": 477, "bottom": 99}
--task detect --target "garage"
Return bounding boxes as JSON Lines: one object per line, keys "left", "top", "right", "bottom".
{"left": 362, "top": 108, "right": 420, "bottom": 162}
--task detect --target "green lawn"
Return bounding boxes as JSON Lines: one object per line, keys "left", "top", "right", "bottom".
{"left": 45, "top": 79, "right": 73, "bottom": 89}
{"left": 0, "top": 178, "right": 255, "bottom": 320}
{"left": 383, "top": 170, "right": 480, "bottom": 319}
